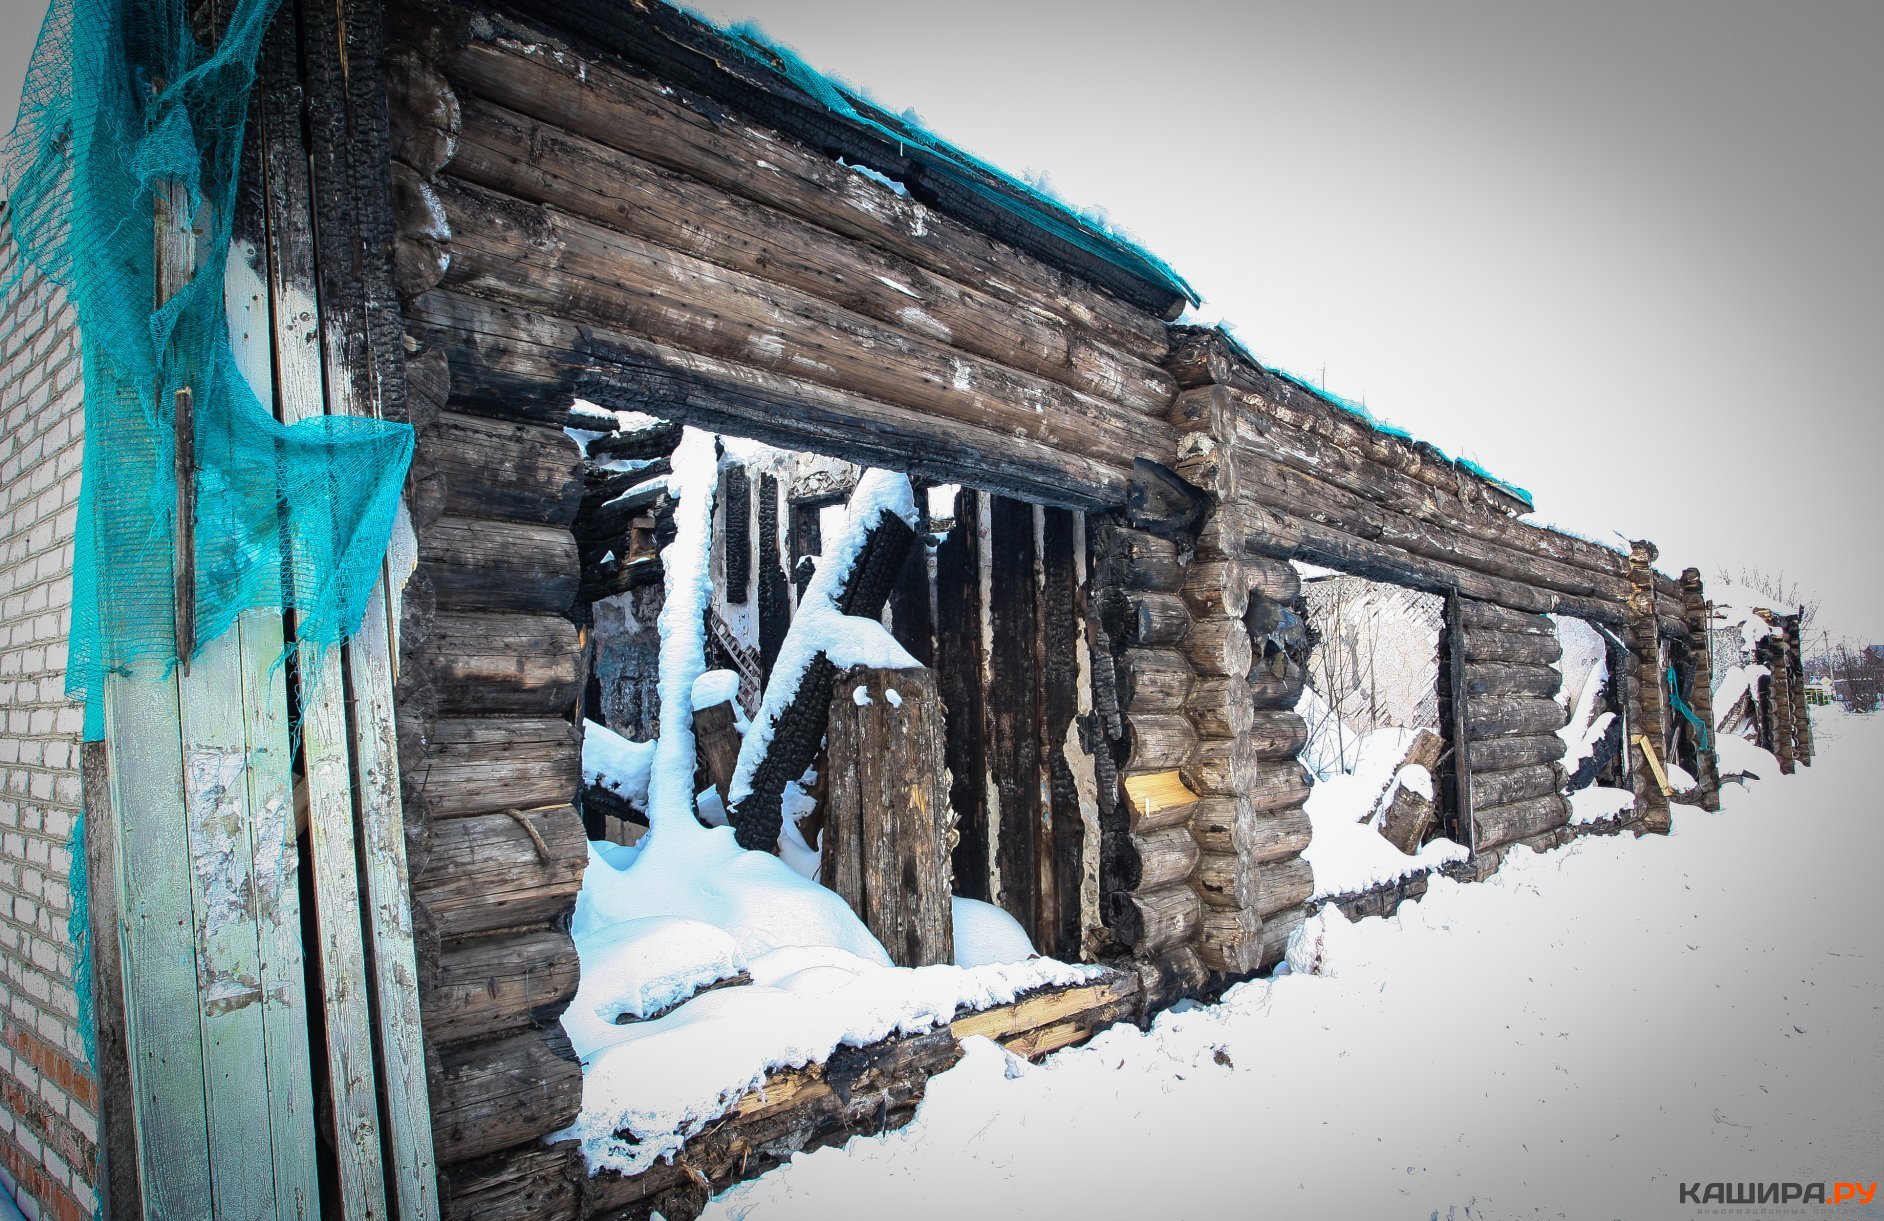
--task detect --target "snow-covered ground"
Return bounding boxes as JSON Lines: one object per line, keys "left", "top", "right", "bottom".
{"left": 707, "top": 711, "right": 1884, "bottom": 1221}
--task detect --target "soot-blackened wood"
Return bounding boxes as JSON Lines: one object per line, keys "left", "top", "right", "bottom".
{"left": 756, "top": 473, "right": 790, "bottom": 680}
{"left": 1039, "top": 507, "right": 1085, "bottom": 959}
{"left": 823, "top": 667, "right": 954, "bottom": 968}
{"left": 415, "top": 611, "right": 583, "bottom": 715}
{"left": 432, "top": 411, "right": 583, "bottom": 526}
{"left": 888, "top": 485, "right": 935, "bottom": 667}
{"left": 1126, "top": 457, "right": 1208, "bottom": 541}
{"left": 443, "top": 95, "right": 1178, "bottom": 419}
{"left": 421, "top": 514, "right": 581, "bottom": 614}
{"left": 729, "top": 509, "right": 918, "bottom": 851}
{"left": 587, "top": 419, "right": 685, "bottom": 463}
{"left": 721, "top": 463, "right": 751, "bottom": 603}
{"left": 1442, "top": 594, "right": 1474, "bottom": 852}
{"left": 442, "top": 27, "right": 1183, "bottom": 345}
{"left": 934, "top": 488, "right": 988, "bottom": 901}
{"left": 987, "top": 496, "right": 1042, "bottom": 931}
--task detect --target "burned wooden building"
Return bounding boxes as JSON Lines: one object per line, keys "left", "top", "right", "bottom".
{"left": 0, "top": 0, "right": 1780, "bottom": 1217}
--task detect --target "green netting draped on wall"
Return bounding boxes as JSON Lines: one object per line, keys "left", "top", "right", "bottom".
{"left": 1, "top": 0, "right": 415, "bottom": 741}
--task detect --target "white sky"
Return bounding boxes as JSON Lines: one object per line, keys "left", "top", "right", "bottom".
{"left": 5, "top": 0, "right": 1877, "bottom": 644}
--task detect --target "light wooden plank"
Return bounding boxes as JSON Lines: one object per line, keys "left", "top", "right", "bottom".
{"left": 178, "top": 630, "right": 278, "bottom": 1220}
{"left": 105, "top": 171, "right": 221, "bottom": 1221}
{"left": 228, "top": 185, "right": 322, "bottom": 1217}
{"left": 257, "top": 14, "right": 392, "bottom": 1211}
{"left": 104, "top": 673, "right": 214, "bottom": 1221}
{"left": 345, "top": 586, "right": 442, "bottom": 1220}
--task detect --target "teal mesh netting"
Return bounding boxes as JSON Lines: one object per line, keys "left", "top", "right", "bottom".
{"left": 1, "top": 0, "right": 415, "bottom": 739}
{"left": 3, "top": 0, "right": 414, "bottom": 1073}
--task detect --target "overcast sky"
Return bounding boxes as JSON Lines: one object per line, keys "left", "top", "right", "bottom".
{"left": 4, "top": 1, "right": 1877, "bottom": 643}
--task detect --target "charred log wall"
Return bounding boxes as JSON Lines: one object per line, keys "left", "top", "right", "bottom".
{"left": 385, "top": 16, "right": 592, "bottom": 1215}
{"left": 396, "top": 4, "right": 1179, "bottom": 511}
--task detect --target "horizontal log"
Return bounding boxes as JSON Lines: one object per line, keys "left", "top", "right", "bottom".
{"left": 447, "top": 99, "right": 1176, "bottom": 415}
{"left": 1184, "top": 676, "right": 1255, "bottom": 739}
{"left": 438, "top": 182, "right": 1173, "bottom": 470}
{"left": 1231, "top": 501, "right": 1624, "bottom": 626}
{"left": 1231, "top": 447, "right": 1631, "bottom": 606}
{"left": 1247, "top": 654, "right": 1308, "bottom": 710}
{"left": 1226, "top": 372, "right": 1615, "bottom": 569}
{"left": 1107, "top": 884, "right": 1200, "bottom": 953}
{"left": 1122, "top": 713, "right": 1199, "bottom": 774}
{"left": 1116, "top": 647, "right": 1192, "bottom": 715}
{"left": 1193, "top": 904, "right": 1262, "bottom": 975}
{"left": 413, "top": 612, "right": 582, "bottom": 716}
{"left": 1249, "top": 709, "right": 1310, "bottom": 759}
{"left": 1118, "top": 530, "right": 1186, "bottom": 593}
{"left": 1255, "top": 856, "right": 1315, "bottom": 918}
{"left": 1122, "top": 593, "right": 1190, "bottom": 648}
{"left": 385, "top": 49, "right": 461, "bottom": 180}
{"left": 407, "top": 288, "right": 1134, "bottom": 508}
{"left": 1464, "top": 627, "right": 1564, "bottom": 666}
{"left": 1259, "top": 905, "right": 1306, "bottom": 972}
{"left": 1457, "top": 598, "right": 1554, "bottom": 635}
{"left": 414, "top": 806, "right": 587, "bottom": 939}
{"left": 1125, "top": 826, "right": 1201, "bottom": 892}
{"left": 412, "top": 716, "right": 580, "bottom": 818}
{"left": 583, "top": 1027, "right": 964, "bottom": 1216}
{"left": 1463, "top": 732, "right": 1567, "bottom": 771}
{"left": 1468, "top": 763, "right": 1563, "bottom": 811}
{"left": 1466, "top": 696, "right": 1568, "bottom": 741}
{"left": 1193, "top": 851, "right": 1257, "bottom": 910}
{"left": 420, "top": 513, "right": 580, "bottom": 614}
{"left": 425, "top": 927, "right": 581, "bottom": 1047}
{"left": 1463, "top": 660, "right": 1562, "bottom": 699}
{"left": 393, "top": 161, "right": 451, "bottom": 297}
{"left": 429, "top": 410, "right": 583, "bottom": 526}
{"left": 1251, "top": 806, "right": 1313, "bottom": 862}
{"left": 432, "top": 1028, "right": 582, "bottom": 1165}
{"left": 1472, "top": 792, "right": 1571, "bottom": 851}
{"left": 1182, "top": 616, "right": 1252, "bottom": 679}
{"left": 442, "top": 36, "right": 1170, "bottom": 362}
{"left": 441, "top": 1145, "right": 580, "bottom": 1221}
{"left": 1181, "top": 559, "right": 1249, "bottom": 620}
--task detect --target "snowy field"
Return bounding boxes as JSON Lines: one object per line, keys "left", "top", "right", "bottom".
{"left": 707, "top": 712, "right": 1884, "bottom": 1221}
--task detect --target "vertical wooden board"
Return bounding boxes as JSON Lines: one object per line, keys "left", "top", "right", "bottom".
{"left": 1443, "top": 595, "right": 1474, "bottom": 853}
{"left": 1038, "top": 508, "right": 1085, "bottom": 960}
{"left": 721, "top": 463, "right": 751, "bottom": 603}
{"left": 345, "top": 585, "right": 442, "bottom": 1221}
{"left": 934, "top": 488, "right": 987, "bottom": 900}
{"left": 230, "top": 118, "right": 322, "bottom": 1215}
{"left": 987, "top": 496, "right": 1041, "bottom": 931}
{"left": 238, "top": 612, "right": 321, "bottom": 1219}
{"left": 827, "top": 668, "right": 953, "bottom": 967}
{"left": 104, "top": 674, "right": 213, "bottom": 1221}
{"left": 178, "top": 632, "right": 279, "bottom": 1221}
{"left": 81, "top": 740, "right": 144, "bottom": 1221}
{"left": 888, "top": 483, "right": 934, "bottom": 666}
{"left": 299, "top": 659, "right": 393, "bottom": 1220}
{"left": 756, "top": 473, "right": 789, "bottom": 681}
{"left": 259, "top": 10, "right": 391, "bottom": 1213}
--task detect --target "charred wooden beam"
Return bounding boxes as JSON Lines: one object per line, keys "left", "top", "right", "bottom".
{"left": 729, "top": 507, "right": 917, "bottom": 851}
